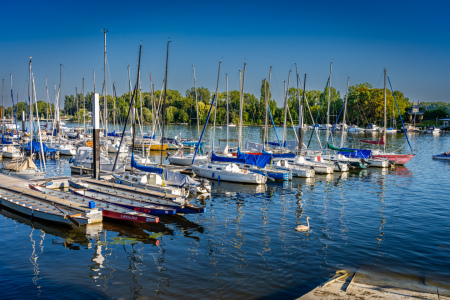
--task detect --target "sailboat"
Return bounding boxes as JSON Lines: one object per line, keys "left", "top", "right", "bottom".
{"left": 369, "top": 69, "right": 414, "bottom": 165}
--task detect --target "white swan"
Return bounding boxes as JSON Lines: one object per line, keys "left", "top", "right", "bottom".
{"left": 295, "top": 216, "right": 310, "bottom": 231}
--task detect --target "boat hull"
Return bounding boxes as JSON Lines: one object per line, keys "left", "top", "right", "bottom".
{"left": 432, "top": 155, "right": 450, "bottom": 160}
{"left": 102, "top": 209, "right": 159, "bottom": 223}
{"left": 191, "top": 165, "right": 266, "bottom": 184}
{"left": 372, "top": 154, "right": 414, "bottom": 165}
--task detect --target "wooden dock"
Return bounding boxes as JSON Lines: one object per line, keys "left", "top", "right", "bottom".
{"left": 298, "top": 269, "right": 450, "bottom": 299}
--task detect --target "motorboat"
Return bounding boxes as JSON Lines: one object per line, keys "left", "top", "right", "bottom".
{"left": 1, "top": 145, "right": 23, "bottom": 159}
{"left": 271, "top": 159, "right": 315, "bottom": 178}
{"left": 347, "top": 125, "right": 365, "bottom": 133}
{"left": 365, "top": 123, "right": 379, "bottom": 133}
{"left": 72, "top": 146, "right": 126, "bottom": 172}
{"left": 53, "top": 142, "right": 77, "bottom": 156}
{"left": 426, "top": 126, "right": 441, "bottom": 134}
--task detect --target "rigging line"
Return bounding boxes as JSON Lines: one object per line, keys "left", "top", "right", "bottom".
{"left": 387, "top": 75, "right": 414, "bottom": 153}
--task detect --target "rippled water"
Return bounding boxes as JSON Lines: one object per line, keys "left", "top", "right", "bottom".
{"left": 0, "top": 125, "right": 449, "bottom": 299}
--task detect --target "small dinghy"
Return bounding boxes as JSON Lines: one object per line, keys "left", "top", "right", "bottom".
{"left": 432, "top": 152, "right": 450, "bottom": 160}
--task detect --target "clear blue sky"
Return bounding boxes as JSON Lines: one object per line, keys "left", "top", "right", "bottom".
{"left": 0, "top": 0, "right": 449, "bottom": 109}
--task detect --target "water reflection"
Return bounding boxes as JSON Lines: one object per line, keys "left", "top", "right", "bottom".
{"left": 0, "top": 208, "right": 98, "bottom": 249}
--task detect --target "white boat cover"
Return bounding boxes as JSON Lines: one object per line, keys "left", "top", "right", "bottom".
{"left": 163, "top": 168, "right": 201, "bottom": 188}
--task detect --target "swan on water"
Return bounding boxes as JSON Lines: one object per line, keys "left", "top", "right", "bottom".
{"left": 295, "top": 216, "right": 310, "bottom": 231}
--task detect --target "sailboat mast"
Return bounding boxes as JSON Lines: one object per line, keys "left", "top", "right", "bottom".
{"left": 267, "top": 67, "right": 272, "bottom": 146}
{"left": 384, "top": 68, "right": 387, "bottom": 153}
{"left": 29, "top": 58, "right": 33, "bottom": 148}
{"left": 193, "top": 65, "right": 200, "bottom": 139}
{"left": 58, "top": 64, "right": 61, "bottom": 136}
{"left": 113, "top": 83, "right": 116, "bottom": 130}
{"left": 76, "top": 86, "right": 79, "bottom": 130}
{"left": 103, "top": 29, "right": 108, "bottom": 134}
{"left": 160, "top": 41, "right": 170, "bottom": 165}
{"left": 2, "top": 78, "right": 4, "bottom": 133}
{"left": 340, "top": 77, "right": 349, "bottom": 149}
{"left": 296, "top": 64, "right": 303, "bottom": 153}
{"left": 226, "top": 73, "right": 229, "bottom": 148}
{"left": 282, "top": 80, "right": 287, "bottom": 152}
{"left": 82, "top": 77, "right": 85, "bottom": 134}
{"left": 45, "top": 77, "right": 49, "bottom": 123}
{"left": 212, "top": 61, "right": 221, "bottom": 152}
{"left": 326, "top": 62, "right": 332, "bottom": 147}
{"left": 238, "top": 63, "right": 246, "bottom": 150}
{"left": 238, "top": 68, "right": 242, "bottom": 149}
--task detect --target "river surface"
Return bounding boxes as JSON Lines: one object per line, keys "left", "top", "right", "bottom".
{"left": 0, "top": 125, "right": 449, "bottom": 299}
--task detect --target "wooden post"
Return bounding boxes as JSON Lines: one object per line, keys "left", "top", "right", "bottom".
{"left": 92, "top": 92, "right": 100, "bottom": 179}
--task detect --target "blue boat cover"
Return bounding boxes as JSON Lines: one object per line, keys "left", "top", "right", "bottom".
{"left": 211, "top": 152, "right": 245, "bottom": 164}
{"left": 107, "top": 130, "right": 120, "bottom": 137}
{"left": 265, "top": 141, "right": 281, "bottom": 146}
{"left": 24, "top": 141, "right": 57, "bottom": 155}
{"left": 9, "top": 130, "right": 14, "bottom": 137}
{"left": 130, "top": 153, "right": 163, "bottom": 174}
{"left": 143, "top": 134, "right": 156, "bottom": 139}
{"left": 237, "top": 152, "right": 272, "bottom": 168}
{"left": 338, "top": 148, "right": 372, "bottom": 159}
{"left": 2, "top": 134, "right": 12, "bottom": 144}
{"left": 262, "top": 150, "right": 295, "bottom": 158}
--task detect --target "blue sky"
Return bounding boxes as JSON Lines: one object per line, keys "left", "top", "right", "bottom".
{"left": 0, "top": 0, "right": 449, "bottom": 109}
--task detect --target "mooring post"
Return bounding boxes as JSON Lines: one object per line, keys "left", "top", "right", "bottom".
{"left": 92, "top": 92, "right": 100, "bottom": 179}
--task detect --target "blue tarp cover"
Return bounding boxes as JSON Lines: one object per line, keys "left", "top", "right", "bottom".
{"left": 338, "top": 148, "right": 372, "bottom": 159}
{"left": 130, "top": 153, "right": 163, "bottom": 174}
{"left": 237, "top": 152, "right": 272, "bottom": 168}
{"left": 24, "top": 141, "right": 57, "bottom": 155}
{"left": 107, "top": 130, "right": 120, "bottom": 137}
{"left": 210, "top": 152, "right": 245, "bottom": 164}
{"left": 262, "top": 150, "right": 295, "bottom": 158}
{"left": 2, "top": 134, "right": 12, "bottom": 144}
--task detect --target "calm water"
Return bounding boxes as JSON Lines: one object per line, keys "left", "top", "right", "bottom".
{"left": 0, "top": 125, "right": 449, "bottom": 299}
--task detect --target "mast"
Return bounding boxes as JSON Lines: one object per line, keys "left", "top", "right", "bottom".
{"left": 340, "top": 77, "right": 349, "bottom": 149}
{"left": 103, "top": 29, "right": 108, "bottom": 135}
{"left": 2, "top": 78, "right": 4, "bottom": 133}
{"left": 326, "top": 62, "right": 332, "bottom": 147}
{"left": 128, "top": 65, "right": 131, "bottom": 135}
{"left": 58, "top": 64, "right": 61, "bottom": 136}
{"left": 29, "top": 58, "right": 33, "bottom": 150}
{"left": 193, "top": 65, "right": 200, "bottom": 139}
{"left": 76, "top": 86, "right": 79, "bottom": 130}
{"left": 238, "top": 68, "right": 242, "bottom": 149}
{"left": 139, "top": 78, "right": 143, "bottom": 135}
{"left": 45, "top": 77, "right": 49, "bottom": 123}
{"left": 295, "top": 64, "right": 303, "bottom": 153}
{"left": 151, "top": 81, "right": 155, "bottom": 136}
{"left": 266, "top": 67, "right": 272, "bottom": 147}
{"left": 160, "top": 41, "right": 171, "bottom": 165}
{"left": 384, "top": 68, "right": 387, "bottom": 153}
{"left": 31, "top": 67, "right": 46, "bottom": 172}
{"left": 83, "top": 77, "right": 85, "bottom": 134}
{"left": 282, "top": 80, "right": 287, "bottom": 152}
{"left": 226, "top": 74, "right": 229, "bottom": 149}
{"left": 113, "top": 82, "right": 116, "bottom": 131}
{"left": 212, "top": 61, "right": 222, "bottom": 152}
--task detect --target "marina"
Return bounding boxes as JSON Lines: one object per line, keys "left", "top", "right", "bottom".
{"left": 0, "top": 125, "right": 449, "bottom": 299}
{"left": 0, "top": 1, "right": 449, "bottom": 298}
